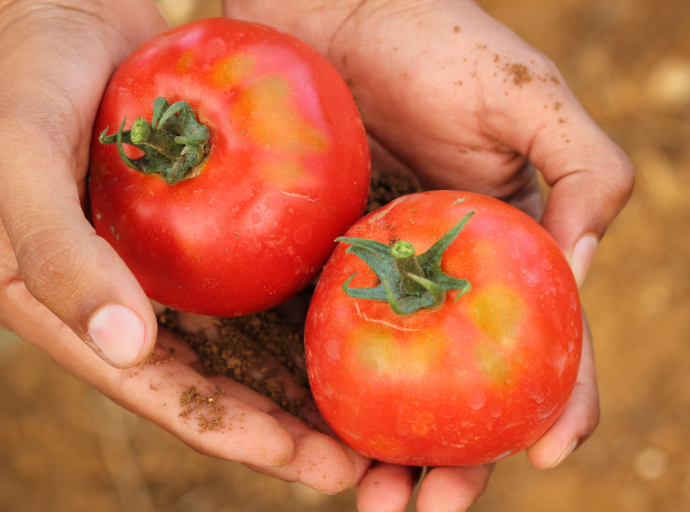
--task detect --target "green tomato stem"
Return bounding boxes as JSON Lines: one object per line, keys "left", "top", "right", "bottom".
{"left": 99, "top": 97, "right": 210, "bottom": 185}
{"left": 390, "top": 241, "right": 427, "bottom": 296}
{"left": 338, "top": 211, "right": 475, "bottom": 315}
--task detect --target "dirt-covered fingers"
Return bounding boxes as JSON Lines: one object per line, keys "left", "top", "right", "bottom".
{"left": 220, "top": 333, "right": 375, "bottom": 491}
{"left": 97, "top": 335, "right": 295, "bottom": 468}
{"left": 416, "top": 464, "right": 494, "bottom": 512}
{"left": 526, "top": 313, "right": 599, "bottom": 469}
{"left": 357, "top": 462, "right": 422, "bottom": 512}
{"left": 212, "top": 356, "right": 368, "bottom": 493}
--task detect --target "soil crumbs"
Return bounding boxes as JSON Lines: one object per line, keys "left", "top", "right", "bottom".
{"left": 179, "top": 385, "right": 227, "bottom": 433}
{"left": 157, "top": 170, "right": 423, "bottom": 419}
{"left": 159, "top": 309, "right": 307, "bottom": 418}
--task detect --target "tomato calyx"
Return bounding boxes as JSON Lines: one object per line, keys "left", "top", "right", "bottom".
{"left": 337, "top": 211, "right": 475, "bottom": 315}
{"left": 98, "top": 97, "right": 210, "bottom": 185}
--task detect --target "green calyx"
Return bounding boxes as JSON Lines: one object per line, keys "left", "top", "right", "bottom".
{"left": 337, "top": 211, "right": 475, "bottom": 315}
{"left": 99, "top": 97, "right": 210, "bottom": 185}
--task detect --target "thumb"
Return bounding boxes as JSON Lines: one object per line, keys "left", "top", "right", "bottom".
{"left": 0, "top": 126, "right": 157, "bottom": 369}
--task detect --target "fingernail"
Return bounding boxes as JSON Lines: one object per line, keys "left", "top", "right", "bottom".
{"left": 569, "top": 235, "right": 598, "bottom": 288}
{"left": 88, "top": 305, "right": 146, "bottom": 367}
{"left": 550, "top": 439, "right": 578, "bottom": 468}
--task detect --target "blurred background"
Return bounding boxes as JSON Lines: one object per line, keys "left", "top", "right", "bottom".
{"left": 1, "top": 0, "right": 689, "bottom": 510}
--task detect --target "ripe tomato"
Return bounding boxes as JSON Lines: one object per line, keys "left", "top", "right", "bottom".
{"left": 305, "top": 191, "right": 582, "bottom": 466}
{"left": 90, "top": 18, "right": 369, "bottom": 316}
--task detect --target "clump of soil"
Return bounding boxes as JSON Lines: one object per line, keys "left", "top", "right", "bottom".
{"left": 504, "top": 62, "right": 533, "bottom": 86}
{"left": 179, "top": 386, "right": 227, "bottom": 433}
{"left": 367, "top": 170, "right": 423, "bottom": 213}
{"left": 158, "top": 170, "right": 422, "bottom": 418}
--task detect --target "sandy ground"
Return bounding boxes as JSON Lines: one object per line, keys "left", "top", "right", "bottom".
{"left": 1, "top": 0, "right": 690, "bottom": 511}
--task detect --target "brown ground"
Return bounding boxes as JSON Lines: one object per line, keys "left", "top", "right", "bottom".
{"left": 1, "top": 0, "right": 690, "bottom": 511}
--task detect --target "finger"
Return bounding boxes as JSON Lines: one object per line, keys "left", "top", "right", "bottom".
{"left": 134, "top": 333, "right": 295, "bottom": 467}
{"left": 233, "top": 363, "right": 371, "bottom": 493}
{"left": 244, "top": 408, "right": 370, "bottom": 494}
{"left": 488, "top": 58, "right": 634, "bottom": 283}
{"left": 416, "top": 464, "right": 494, "bottom": 512}
{"left": 526, "top": 313, "right": 599, "bottom": 469}
{"left": 357, "top": 463, "right": 422, "bottom": 512}
{"left": 0, "top": 161, "right": 157, "bottom": 368}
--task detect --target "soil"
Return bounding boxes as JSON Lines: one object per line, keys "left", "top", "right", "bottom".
{"left": 2, "top": 1, "right": 690, "bottom": 512}
{"left": 160, "top": 309, "right": 308, "bottom": 418}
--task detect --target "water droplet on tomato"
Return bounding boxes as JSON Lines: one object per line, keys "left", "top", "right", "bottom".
{"left": 468, "top": 390, "right": 486, "bottom": 410}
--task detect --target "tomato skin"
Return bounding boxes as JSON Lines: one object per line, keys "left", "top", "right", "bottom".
{"left": 305, "top": 191, "right": 582, "bottom": 466}
{"left": 89, "top": 18, "right": 370, "bottom": 316}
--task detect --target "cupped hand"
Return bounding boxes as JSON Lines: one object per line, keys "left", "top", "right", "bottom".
{"left": 226, "top": 0, "right": 632, "bottom": 509}
{"left": 0, "top": 0, "right": 367, "bottom": 495}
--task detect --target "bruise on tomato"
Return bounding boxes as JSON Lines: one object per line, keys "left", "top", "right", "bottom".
{"left": 90, "top": 19, "right": 370, "bottom": 316}
{"left": 305, "top": 191, "right": 582, "bottom": 466}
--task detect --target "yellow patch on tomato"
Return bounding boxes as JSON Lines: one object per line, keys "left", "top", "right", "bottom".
{"left": 234, "top": 75, "right": 328, "bottom": 153}
{"left": 176, "top": 51, "right": 195, "bottom": 73}
{"left": 352, "top": 326, "right": 445, "bottom": 378}
{"left": 365, "top": 434, "right": 407, "bottom": 457}
{"left": 259, "top": 158, "right": 306, "bottom": 187}
{"left": 469, "top": 285, "right": 524, "bottom": 346}
{"left": 410, "top": 411, "right": 436, "bottom": 437}
{"left": 473, "top": 342, "right": 513, "bottom": 385}
{"left": 468, "top": 285, "right": 524, "bottom": 384}
{"left": 210, "top": 54, "right": 256, "bottom": 88}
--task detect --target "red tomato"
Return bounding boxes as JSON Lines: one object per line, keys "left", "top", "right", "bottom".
{"left": 305, "top": 191, "right": 582, "bottom": 466}
{"left": 90, "top": 18, "right": 369, "bottom": 316}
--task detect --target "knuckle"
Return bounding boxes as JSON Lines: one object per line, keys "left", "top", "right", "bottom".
{"left": 603, "top": 151, "right": 636, "bottom": 208}
{"left": 15, "top": 227, "right": 90, "bottom": 305}
{"left": 617, "top": 154, "right": 636, "bottom": 194}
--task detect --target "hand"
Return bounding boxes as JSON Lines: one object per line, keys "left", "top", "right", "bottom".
{"left": 0, "top": 0, "right": 367, "bottom": 494}
{"left": 225, "top": 0, "right": 633, "bottom": 509}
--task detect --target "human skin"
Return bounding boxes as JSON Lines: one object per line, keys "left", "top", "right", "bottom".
{"left": 0, "top": 0, "right": 633, "bottom": 510}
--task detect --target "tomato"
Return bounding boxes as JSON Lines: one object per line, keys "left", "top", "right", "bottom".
{"left": 305, "top": 191, "right": 582, "bottom": 466}
{"left": 90, "top": 18, "right": 370, "bottom": 317}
